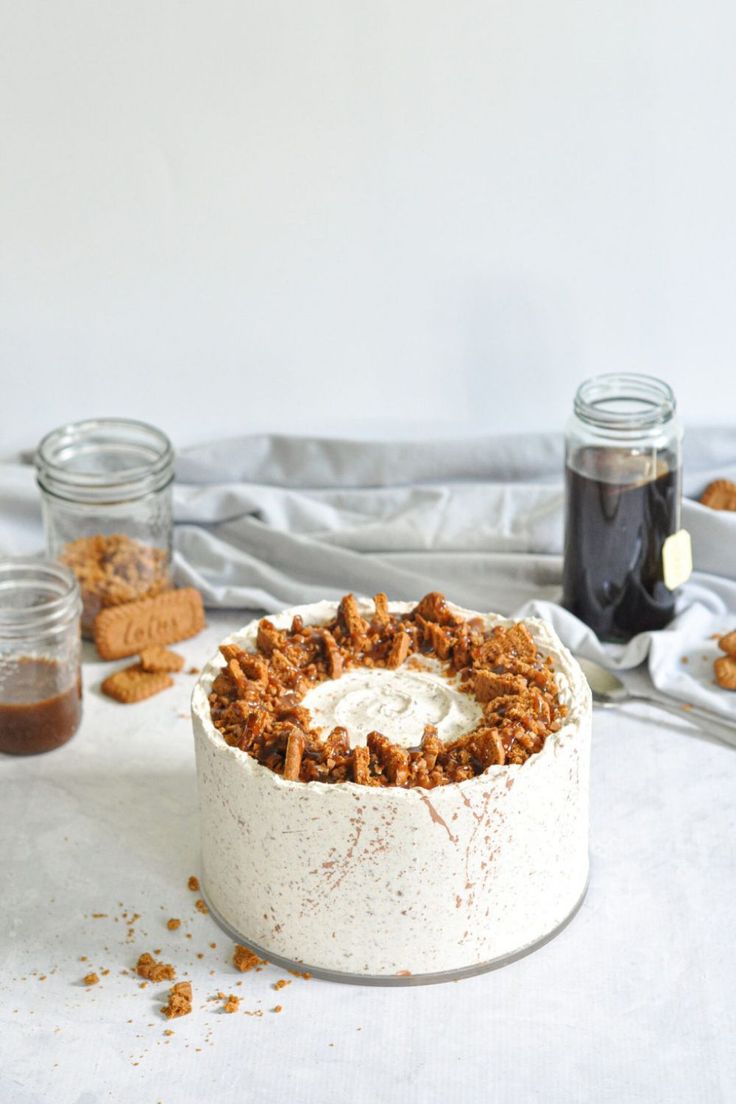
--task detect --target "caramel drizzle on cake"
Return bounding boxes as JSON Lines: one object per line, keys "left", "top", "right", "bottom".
{"left": 208, "top": 593, "right": 568, "bottom": 788}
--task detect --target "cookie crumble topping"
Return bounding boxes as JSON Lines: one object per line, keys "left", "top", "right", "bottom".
{"left": 209, "top": 592, "right": 567, "bottom": 787}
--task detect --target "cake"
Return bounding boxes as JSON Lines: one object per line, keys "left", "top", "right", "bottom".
{"left": 191, "top": 593, "right": 591, "bottom": 982}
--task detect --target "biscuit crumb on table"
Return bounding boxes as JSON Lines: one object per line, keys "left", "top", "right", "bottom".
{"left": 102, "top": 664, "right": 174, "bottom": 704}
{"left": 187, "top": 876, "right": 200, "bottom": 892}
{"left": 139, "top": 645, "right": 185, "bottom": 673}
{"left": 714, "top": 655, "right": 736, "bottom": 690}
{"left": 136, "top": 953, "right": 176, "bottom": 982}
{"left": 162, "top": 982, "right": 192, "bottom": 1019}
{"left": 714, "top": 631, "right": 736, "bottom": 689}
{"left": 233, "top": 945, "right": 265, "bottom": 973}
{"left": 166, "top": 918, "right": 181, "bottom": 931}
{"left": 700, "top": 479, "right": 736, "bottom": 511}
{"left": 83, "top": 973, "right": 99, "bottom": 986}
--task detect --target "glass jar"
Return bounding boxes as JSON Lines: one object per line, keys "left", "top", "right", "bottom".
{"left": 0, "top": 559, "right": 82, "bottom": 755}
{"left": 35, "top": 418, "right": 175, "bottom": 638}
{"left": 562, "top": 373, "right": 684, "bottom": 642}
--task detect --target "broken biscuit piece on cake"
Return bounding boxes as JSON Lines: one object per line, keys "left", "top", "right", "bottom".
{"left": 386, "top": 630, "right": 410, "bottom": 669}
{"left": 283, "top": 728, "right": 306, "bottom": 781}
{"left": 337, "top": 593, "right": 367, "bottom": 644}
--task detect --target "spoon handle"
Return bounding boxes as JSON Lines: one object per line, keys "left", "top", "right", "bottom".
{"left": 626, "top": 693, "right": 736, "bottom": 749}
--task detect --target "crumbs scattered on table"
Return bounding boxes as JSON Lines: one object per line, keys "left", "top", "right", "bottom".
{"left": 233, "top": 944, "right": 266, "bottom": 972}
{"left": 83, "top": 973, "right": 99, "bottom": 986}
{"left": 136, "top": 953, "right": 176, "bottom": 982}
{"left": 167, "top": 918, "right": 181, "bottom": 931}
{"left": 162, "top": 982, "right": 192, "bottom": 1019}
{"left": 187, "top": 876, "right": 200, "bottom": 892}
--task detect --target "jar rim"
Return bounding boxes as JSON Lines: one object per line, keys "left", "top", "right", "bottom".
{"left": 35, "top": 417, "right": 174, "bottom": 504}
{"left": 0, "top": 558, "right": 82, "bottom": 637}
{"left": 573, "top": 373, "right": 676, "bottom": 432}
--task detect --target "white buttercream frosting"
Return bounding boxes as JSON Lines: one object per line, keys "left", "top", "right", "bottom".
{"left": 192, "top": 598, "right": 592, "bottom": 978}
{"left": 303, "top": 656, "right": 482, "bottom": 748}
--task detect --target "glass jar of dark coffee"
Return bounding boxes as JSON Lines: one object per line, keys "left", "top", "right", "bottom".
{"left": 562, "top": 373, "right": 683, "bottom": 642}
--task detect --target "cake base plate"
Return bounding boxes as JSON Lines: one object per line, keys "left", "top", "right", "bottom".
{"left": 201, "top": 873, "right": 590, "bottom": 987}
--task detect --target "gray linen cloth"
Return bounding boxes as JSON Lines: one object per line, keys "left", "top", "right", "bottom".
{"left": 2, "top": 427, "right": 735, "bottom": 724}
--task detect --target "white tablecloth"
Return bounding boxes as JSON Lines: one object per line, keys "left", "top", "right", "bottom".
{"left": 2, "top": 611, "right": 734, "bottom": 1104}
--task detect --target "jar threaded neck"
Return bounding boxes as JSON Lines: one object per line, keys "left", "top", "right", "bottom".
{"left": 35, "top": 418, "right": 174, "bottom": 505}
{"left": 0, "top": 559, "right": 81, "bottom": 638}
{"left": 573, "top": 373, "right": 676, "bottom": 433}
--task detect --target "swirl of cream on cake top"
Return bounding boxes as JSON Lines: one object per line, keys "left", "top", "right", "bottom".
{"left": 207, "top": 592, "right": 569, "bottom": 787}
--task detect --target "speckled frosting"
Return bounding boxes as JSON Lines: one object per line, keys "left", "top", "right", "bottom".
{"left": 191, "top": 599, "right": 592, "bottom": 979}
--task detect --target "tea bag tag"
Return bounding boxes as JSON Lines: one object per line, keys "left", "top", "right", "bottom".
{"left": 662, "top": 529, "right": 692, "bottom": 591}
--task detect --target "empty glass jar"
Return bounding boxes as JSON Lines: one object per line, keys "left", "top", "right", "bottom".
{"left": 0, "top": 559, "right": 82, "bottom": 755}
{"left": 35, "top": 418, "right": 175, "bottom": 637}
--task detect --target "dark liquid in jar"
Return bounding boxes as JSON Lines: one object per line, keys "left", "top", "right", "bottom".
{"left": 0, "top": 657, "right": 82, "bottom": 755}
{"left": 562, "top": 447, "right": 679, "bottom": 642}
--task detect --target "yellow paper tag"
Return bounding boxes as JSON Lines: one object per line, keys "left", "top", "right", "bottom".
{"left": 662, "top": 529, "right": 692, "bottom": 590}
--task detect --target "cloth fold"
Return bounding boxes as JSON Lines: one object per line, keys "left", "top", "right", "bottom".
{"left": 2, "top": 427, "right": 736, "bottom": 724}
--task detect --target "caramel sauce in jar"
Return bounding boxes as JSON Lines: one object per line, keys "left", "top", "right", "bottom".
{"left": 0, "top": 657, "right": 82, "bottom": 755}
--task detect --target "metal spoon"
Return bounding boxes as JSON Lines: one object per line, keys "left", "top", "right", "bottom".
{"left": 576, "top": 656, "right": 736, "bottom": 749}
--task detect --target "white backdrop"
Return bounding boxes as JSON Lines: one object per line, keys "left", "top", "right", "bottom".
{"left": 2, "top": 0, "right": 735, "bottom": 457}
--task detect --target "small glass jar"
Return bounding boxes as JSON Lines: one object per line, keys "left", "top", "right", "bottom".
{"left": 0, "top": 559, "right": 82, "bottom": 755}
{"left": 35, "top": 418, "right": 175, "bottom": 637}
{"left": 562, "top": 373, "right": 683, "bottom": 642}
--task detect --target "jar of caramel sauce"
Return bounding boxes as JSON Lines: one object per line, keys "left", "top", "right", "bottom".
{"left": 0, "top": 560, "right": 82, "bottom": 755}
